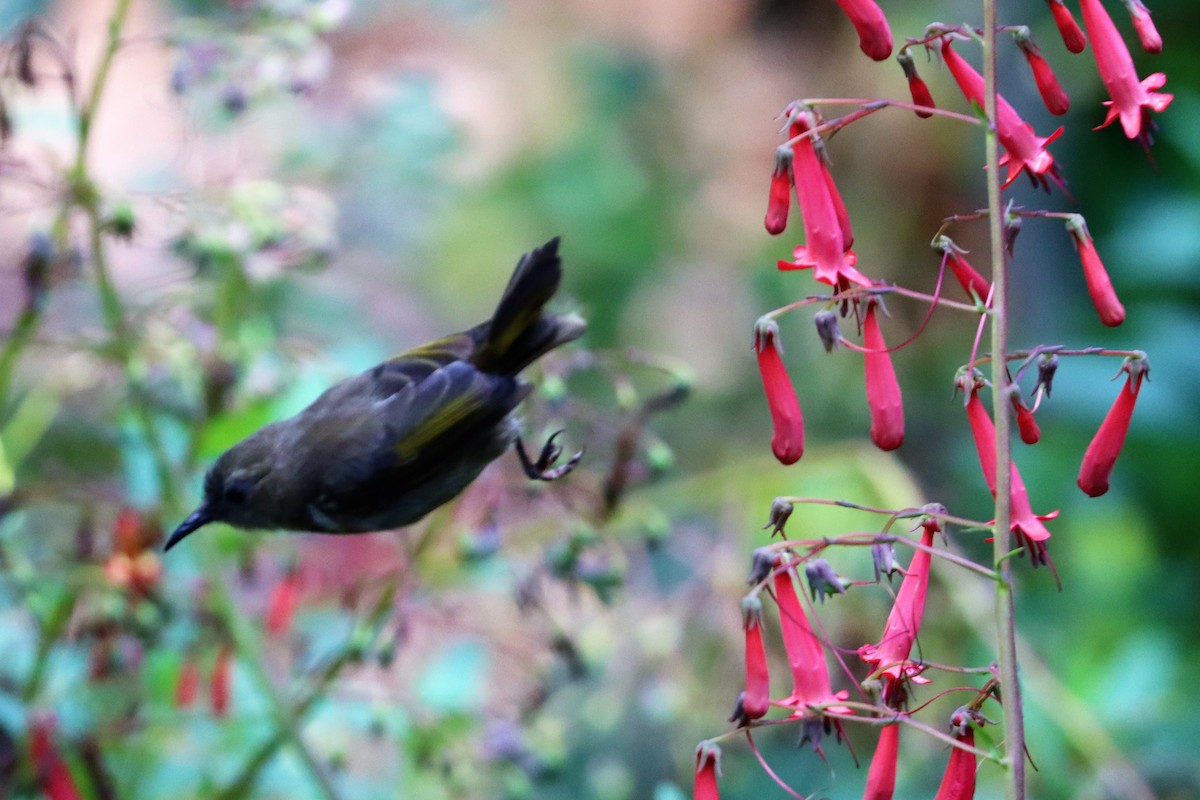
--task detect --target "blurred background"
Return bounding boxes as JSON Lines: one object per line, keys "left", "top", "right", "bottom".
{"left": 0, "top": 0, "right": 1197, "bottom": 797}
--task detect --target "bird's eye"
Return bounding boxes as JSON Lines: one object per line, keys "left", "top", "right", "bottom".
{"left": 225, "top": 480, "right": 251, "bottom": 505}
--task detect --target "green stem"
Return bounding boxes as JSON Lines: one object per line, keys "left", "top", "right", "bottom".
{"left": 982, "top": 3, "right": 1025, "bottom": 798}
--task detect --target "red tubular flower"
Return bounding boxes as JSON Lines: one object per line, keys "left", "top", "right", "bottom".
{"left": 1066, "top": 215, "right": 1125, "bottom": 327}
{"left": 741, "top": 597, "right": 771, "bottom": 721}
{"left": 1048, "top": 0, "right": 1087, "bottom": 53}
{"left": 935, "top": 239, "right": 991, "bottom": 304}
{"left": 694, "top": 741, "right": 721, "bottom": 800}
{"left": 29, "top": 717, "right": 83, "bottom": 800}
{"left": 765, "top": 147, "right": 793, "bottom": 235}
{"left": 266, "top": 566, "right": 301, "bottom": 636}
{"left": 1016, "top": 31, "right": 1070, "bottom": 115}
{"left": 940, "top": 39, "right": 1064, "bottom": 191}
{"left": 1011, "top": 392, "right": 1041, "bottom": 445}
{"left": 1124, "top": 0, "right": 1162, "bottom": 54}
{"left": 934, "top": 711, "right": 977, "bottom": 800}
{"left": 823, "top": 160, "right": 854, "bottom": 250}
{"left": 834, "top": 0, "right": 893, "bottom": 61}
{"left": 772, "top": 560, "right": 850, "bottom": 716}
{"left": 863, "top": 300, "right": 904, "bottom": 451}
{"left": 1078, "top": 357, "right": 1149, "bottom": 497}
{"left": 863, "top": 722, "right": 901, "bottom": 800}
{"left": 778, "top": 107, "right": 869, "bottom": 290}
{"left": 176, "top": 657, "right": 200, "bottom": 708}
{"left": 755, "top": 319, "right": 804, "bottom": 465}
{"left": 211, "top": 644, "right": 234, "bottom": 717}
{"left": 898, "top": 51, "right": 935, "bottom": 118}
{"left": 963, "top": 383, "right": 997, "bottom": 494}
{"left": 1079, "top": 0, "right": 1173, "bottom": 144}
{"left": 859, "top": 523, "right": 934, "bottom": 689}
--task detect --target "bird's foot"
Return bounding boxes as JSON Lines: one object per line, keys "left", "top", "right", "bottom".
{"left": 516, "top": 431, "right": 583, "bottom": 481}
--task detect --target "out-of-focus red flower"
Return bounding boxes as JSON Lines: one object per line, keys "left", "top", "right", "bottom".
{"left": 1066, "top": 215, "right": 1125, "bottom": 327}
{"left": 778, "top": 106, "right": 870, "bottom": 291}
{"left": 863, "top": 300, "right": 904, "bottom": 451}
{"left": 1078, "top": 357, "right": 1149, "bottom": 497}
{"left": 940, "top": 39, "right": 1064, "bottom": 191}
{"left": 104, "top": 509, "right": 162, "bottom": 595}
{"left": 1015, "top": 30, "right": 1070, "bottom": 115}
{"left": 740, "top": 597, "right": 771, "bottom": 721}
{"left": 211, "top": 644, "right": 234, "bottom": 717}
{"left": 859, "top": 523, "right": 935, "bottom": 693}
{"left": 1124, "top": 0, "right": 1162, "bottom": 54}
{"left": 863, "top": 721, "right": 901, "bottom": 800}
{"left": 765, "top": 147, "right": 793, "bottom": 235}
{"left": 693, "top": 741, "right": 721, "bottom": 800}
{"left": 29, "top": 716, "right": 83, "bottom": 800}
{"left": 754, "top": 319, "right": 804, "bottom": 465}
{"left": 898, "top": 51, "right": 935, "bottom": 118}
{"left": 176, "top": 657, "right": 200, "bottom": 708}
{"left": 934, "top": 709, "right": 978, "bottom": 800}
{"left": 772, "top": 559, "right": 851, "bottom": 716}
{"left": 834, "top": 0, "right": 893, "bottom": 61}
{"left": 1079, "top": 0, "right": 1172, "bottom": 144}
{"left": 1048, "top": 0, "right": 1087, "bottom": 53}
{"left": 266, "top": 566, "right": 302, "bottom": 636}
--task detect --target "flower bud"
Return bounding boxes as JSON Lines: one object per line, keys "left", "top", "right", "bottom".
{"left": 871, "top": 541, "right": 901, "bottom": 583}
{"left": 764, "top": 147, "right": 793, "bottom": 235}
{"left": 897, "top": 50, "right": 935, "bottom": 118}
{"left": 1037, "top": 354, "right": 1059, "bottom": 398}
{"left": 1048, "top": 0, "right": 1087, "bottom": 53}
{"left": 747, "top": 546, "right": 775, "bottom": 585}
{"left": 813, "top": 310, "right": 841, "bottom": 352}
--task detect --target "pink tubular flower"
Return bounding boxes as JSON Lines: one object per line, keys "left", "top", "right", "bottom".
{"left": 1048, "top": 0, "right": 1088, "bottom": 54}
{"left": 863, "top": 722, "right": 901, "bottom": 800}
{"left": 694, "top": 741, "right": 721, "bottom": 800}
{"left": 754, "top": 319, "right": 804, "bottom": 465}
{"left": 898, "top": 51, "right": 935, "bottom": 118}
{"left": 1079, "top": 0, "right": 1173, "bottom": 143}
{"left": 765, "top": 147, "right": 793, "bottom": 235}
{"left": 1078, "top": 357, "right": 1149, "bottom": 497}
{"left": 29, "top": 717, "right": 83, "bottom": 800}
{"left": 940, "top": 39, "right": 1064, "bottom": 191}
{"left": 741, "top": 597, "right": 772, "bottom": 721}
{"left": 963, "top": 383, "right": 997, "bottom": 494}
{"left": 211, "top": 644, "right": 233, "bottom": 717}
{"left": 934, "top": 710, "right": 978, "bottom": 800}
{"left": 772, "top": 559, "right": 851, "bottom": 716}
{"left": 777, "top": 107, "right": 869, "bottom": 290}
{"left": 834, "top": 0, "right": 893, "bottom": 61}
{"left": 859, "top": 523, "right": 935, "bottom": 690}
{"left": 1015, "top": 30, "right": 1070, "bottom": 115}
{"left": 823, "top": 160, "right": 854, "bottom": 250}
{"left": 266, "top": 566, "right": 301, "bottom": 636}
{"left": 1066, "top": 215, "right": 1125, "bottom": 327}
{"left": 863, "top": 300, "right": 904, "bottom": 451}
{"left": 1124, "top": 0, "right": 1162, "bottom": 54}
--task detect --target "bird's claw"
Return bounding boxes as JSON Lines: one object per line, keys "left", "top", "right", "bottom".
{"left": 516, "top": 431, "right": 583, "bottom": 481}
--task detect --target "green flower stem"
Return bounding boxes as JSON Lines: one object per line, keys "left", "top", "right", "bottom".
{"left": 982, "top": 2, "right": 1025, "bottom": 798}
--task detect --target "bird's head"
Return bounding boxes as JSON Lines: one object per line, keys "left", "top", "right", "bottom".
{"left": 165, "top": 430, "right": 280, "bottom": 551}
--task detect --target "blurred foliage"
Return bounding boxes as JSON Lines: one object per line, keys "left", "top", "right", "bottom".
{"left": 0, "top": 0, "right": 1197, "bottom": 798}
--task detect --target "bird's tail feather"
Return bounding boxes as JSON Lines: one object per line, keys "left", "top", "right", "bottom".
{"left": 472, "top": 237, "right": 586, "bottom": 375}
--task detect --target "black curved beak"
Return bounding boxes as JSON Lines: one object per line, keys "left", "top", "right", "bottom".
{"left": 164, "top": 506, "right": 213, "bottom": 552}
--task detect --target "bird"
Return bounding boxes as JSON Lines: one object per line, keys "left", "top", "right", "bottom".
{"left": 165, "top": 238, "right": 585, "bottom": 551}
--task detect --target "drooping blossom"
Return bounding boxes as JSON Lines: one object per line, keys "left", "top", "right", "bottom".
{"left": 266, "top": 565, "right": 302, "bottom": 636}
{"left": 1124, "top": 0, "right": 1162, "bottom": 54}
{"left": 1066, "top": 215, "right": 1125, "bottom": 327}
{"left": 863, "top": 300, "right": 904, "bottom": 451}
{"left": 1079, "top": 0, "right": 1173, "bottom": 144}
{"left": 934, "top": 709, "right": 978, "bottom": 800}
{"left": 1015, "top": 29, "right": 1070, "bottom": 115}
{"left": 863, "top": 721, "right": 901, "bottom": 800}
{"left": 934, "top": 238, "right": 991, "bottom": 304}
{"left": 29, "top": 716, "right": 83, "bottom": 800}
{"left": 963, "top": 381, "right": 998, "bottom": 494}
{"left": 823, "top": 158, "right": 855, "bottom": 249}
{"left": 176, "top": 657, "right": 200, "bottom": 708}
{"left": 834, "top": 0, "right": 893, "bottom": 61}
{"left": 898, "top": 50, "right": 935, "bottom": 118}
{"left": 1011, "top": 391, "right": 1041, "bottom": 445}
{"left": 754, "top": 319, "right": 804, "bottom": 465}
{"left": 211, "top": 644, "right": 234, "bottom": 717}
{"left": 1078, "top": 357, "right": 1149, "bottom": 497}
{"left": 772, "top": 559, "right": 851, "bottom": 718}
{"left": 858, "top": 522, "right": 935, "bottom": 698}
{"left": 777, "top": 107, "right": 870, "bottom": 290}
{"left": 1048, "top": 0, "right": 1087, "bottom": 53}
{"left": 694, "top": 741, "right": 721, "bottom": 800}
{"left": 740, "top": 597, "right": 771, "bottom": 722}
{"left": 940, "top": 39, "right": 1064, "bottom": 191}
{"left": 765, "top": 146, "right": 793, "bottom": 235}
